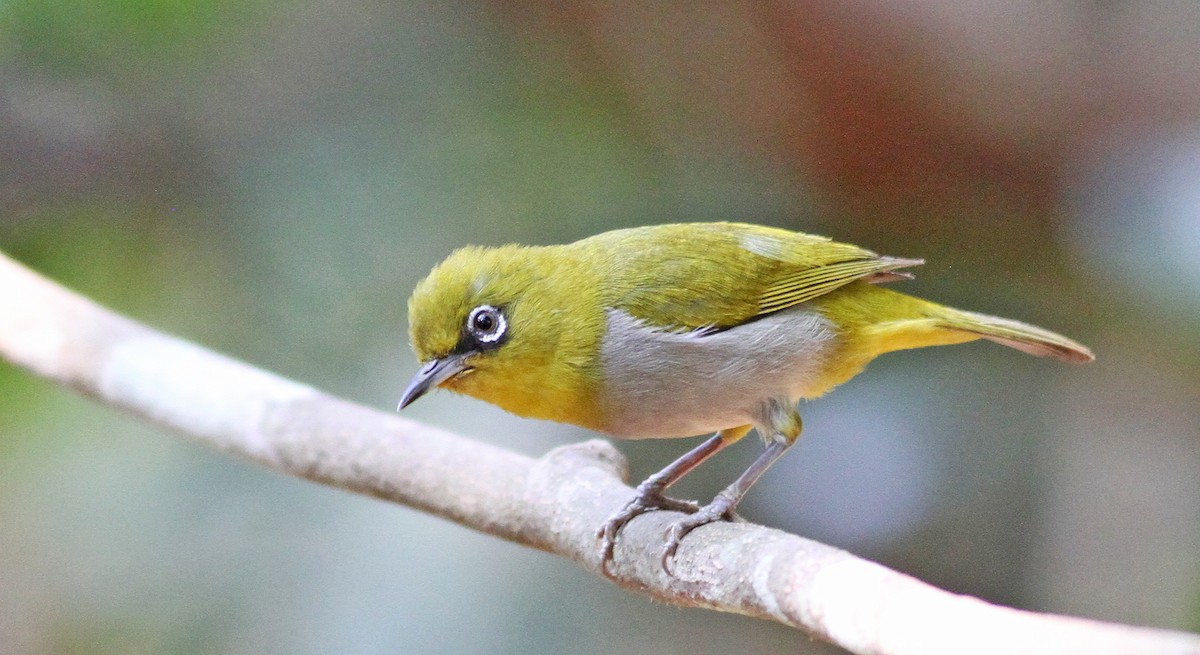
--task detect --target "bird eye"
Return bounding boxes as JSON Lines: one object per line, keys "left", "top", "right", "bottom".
{"left": 466, "top": 305, "right": 506, "bottom": 344}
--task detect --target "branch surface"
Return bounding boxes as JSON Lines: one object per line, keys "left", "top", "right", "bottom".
{"left": 1, "top": 250, "right": 1196, "bottom": 655}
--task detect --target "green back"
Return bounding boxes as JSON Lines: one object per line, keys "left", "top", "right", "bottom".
{"left": 570, "top": 222, "right": 920, "bottom": 331}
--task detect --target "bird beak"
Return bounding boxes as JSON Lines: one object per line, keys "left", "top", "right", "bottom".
{"left": 397, "top": 353, "right": 472, "bottom": 410}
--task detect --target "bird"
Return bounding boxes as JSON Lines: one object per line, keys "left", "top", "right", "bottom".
{"left": 396, "top": 222, "right": 1093, "bottom": 572}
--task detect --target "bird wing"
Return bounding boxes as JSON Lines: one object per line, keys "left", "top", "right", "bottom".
{"left": 582, "top": 223, "right": 922, "bottom": 331}
{"left": 755, "top": 256, "right": 922, "bottom": 315}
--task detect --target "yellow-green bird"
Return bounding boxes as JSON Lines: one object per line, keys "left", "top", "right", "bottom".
{"left": 398, "top": 222, "right": 1093, "bottom": 569}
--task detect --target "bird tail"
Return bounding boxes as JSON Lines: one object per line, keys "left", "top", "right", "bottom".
{"left": 845, "top": 287, "right": 1094, "bottom": 364}
{"left": 932, "top": 307, "right": 1094, "bottom": 363}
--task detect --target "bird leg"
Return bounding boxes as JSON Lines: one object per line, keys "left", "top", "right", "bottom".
{"left": 662, "top": 436, "right": 794, "bottom": 572}
{"left": 598, "top": 430, "right": 738, "bottom": 574}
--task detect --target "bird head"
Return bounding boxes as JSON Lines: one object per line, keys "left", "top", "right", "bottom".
{"left": 398, "top": 244, "right": 604, "bottom": 427}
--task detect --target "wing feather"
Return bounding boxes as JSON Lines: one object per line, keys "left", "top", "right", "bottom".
{"left": 576, "top": 223, "right": 923, "bottom": 331}
{"left": 756, "top": 256, "right": 924, "bottom": 314}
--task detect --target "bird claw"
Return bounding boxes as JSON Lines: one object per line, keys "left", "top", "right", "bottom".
{"left": 598, "top": 486, "right": 743, "bottom": 577}
{"left": 597, "top": 490, "right": 699, "bottom": 576}
{"left": 661, "top": 498, "right": 737, "bottom": 574}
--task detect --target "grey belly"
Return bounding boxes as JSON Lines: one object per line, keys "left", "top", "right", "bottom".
{"left": 596, "top": 307, "right": 835, "bottom": 438}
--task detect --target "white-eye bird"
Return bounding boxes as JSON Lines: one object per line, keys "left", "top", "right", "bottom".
{"left": 397, "top": 222, "right": 1093, "bottom": 571}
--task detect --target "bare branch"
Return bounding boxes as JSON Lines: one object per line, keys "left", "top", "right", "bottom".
{"left": 1, "top": 250, "right": 1196, "bottom": 655}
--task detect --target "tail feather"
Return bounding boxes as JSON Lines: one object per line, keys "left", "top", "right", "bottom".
{"left": 937, "top": 308, "right": 1094, "bottom": 364}
{"left": 818, "top": 285, "right": 1094, "bottom": 364}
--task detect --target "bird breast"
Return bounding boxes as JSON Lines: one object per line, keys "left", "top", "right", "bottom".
{"left": 596, "top": 307, "right": 835, "bottom": 438}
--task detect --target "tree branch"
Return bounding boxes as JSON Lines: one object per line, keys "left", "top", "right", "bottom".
{"left": 1, "top": 250, "right": 1196, "bottom": 655}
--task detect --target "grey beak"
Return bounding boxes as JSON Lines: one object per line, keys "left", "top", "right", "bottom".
{"left": 397, "top": 353, "right": 471, "bottom": 410}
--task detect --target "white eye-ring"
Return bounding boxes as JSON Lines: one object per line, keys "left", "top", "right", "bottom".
{"left": 466, "top": 305, "right": 507, "bottom": 344}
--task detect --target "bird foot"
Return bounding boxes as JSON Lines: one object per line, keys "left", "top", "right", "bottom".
{"left": 661, "top": 495, "right": 737, "bottom": 574}
{"left": 598, "top": 487, "right": 699, "bottom": 576}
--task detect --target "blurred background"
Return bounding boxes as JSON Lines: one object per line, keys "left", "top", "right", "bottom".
{"left": 2, "top": 2, "right": 1199, "bottom": 653}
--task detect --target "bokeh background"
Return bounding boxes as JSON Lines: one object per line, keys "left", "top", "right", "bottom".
{"left": 3, "top": 2, "right": 1199, "bottom": 653}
